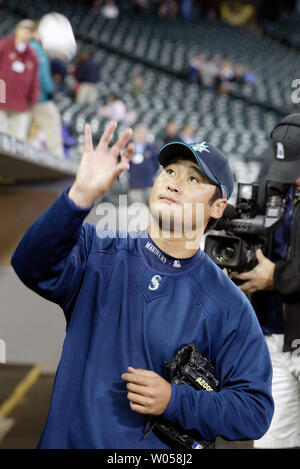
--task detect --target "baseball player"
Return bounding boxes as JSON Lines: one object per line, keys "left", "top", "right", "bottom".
{"left": 12, "top": 121, "right": 274, "bottom": 448}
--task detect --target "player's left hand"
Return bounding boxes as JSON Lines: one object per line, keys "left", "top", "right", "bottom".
{"left": 122, "top": 367, "right": 171, "bottom": 416}
{"left": 230, "top": 248, "right": 275, "bottom": 295}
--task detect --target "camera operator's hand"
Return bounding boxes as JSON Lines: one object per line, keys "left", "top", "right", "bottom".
{"left": 230, "top": 249, "right": 275, "bottom": 295}
{"left": 68, "top": 121, "right": 134, "bottom": 208}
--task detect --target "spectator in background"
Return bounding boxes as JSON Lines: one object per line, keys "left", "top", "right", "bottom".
{"left": 188, "top": 53, "right": 204, "bottom": 85}
{"left": 90, "top": 0, "right": 103, "bottom": 16}
{"left": 62, "top": 122, "right": 78, "bottom": 158}
{"left": 132, "top": 0, "right": 150, "bottom": 14}
{"left": 180, "top": 123, "right": 195, "bottom": 144}
{"left": 231, "top": 63, "right": 245, "bottom": 85}
{"left": 29, "top": 22, "right": 64, "bottom": 158}
{"left": 162, "top": 120, "right": 181, "bottom": 145}
{"left": 28, "top": 120, "right": 77, "bottom": 160}
{"left": 74, "top": 48, "right": 100, "bottom": 105}
{"left": 128, "top": 124, "right": 159, "bottom": 205}
{"left": 27, "top": 120, "right": 47, "bottom": 150}
{"left": 101, "top": 0, "right": 119, "bottom": 19}
{"left": 198, "top": 57, "right": 219, "bottom": 89}
{"left": 217, "top": 59, "right": 234, "bottom": 94}
{"left": 158, "top": 0, "right": 179, "bottom": 18}
{"left": 201, "top": 0, "right": 219, "bottom": 19}
{"left": 97, "top": 93, "right": 136, "bottom": 124}
{"left": 180, "top": 0, "right": 193, "bottom": 19}
{"left": 243, "top": 66, "right": 256, "bottom": 84}
{"left": 51, "top": 58, "right": 68, "bottom": 93}
{"left": 0, "top": 19, "right": 39, "bottom": 140}
{"left": 130, "top": 75, "right": 147, "bottom": 98}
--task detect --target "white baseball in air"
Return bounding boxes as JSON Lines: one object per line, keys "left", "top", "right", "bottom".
{"left": 38, "top": 12, "right": 77, "bottom": 61}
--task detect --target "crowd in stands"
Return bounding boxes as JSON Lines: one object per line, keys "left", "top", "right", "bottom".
{"left": 89, "top": 0, "right": 214, "bottom": 21}
{"left": 0, "top": 7, "right": 220, "bottom": 163}
{"left": 0, "top": 19, "right": 74, "bottom": 159}
{"left": 0, "top": 13, "right": 184, "bottom": 204}
{"left": 0, "top": 7, "right": 258, "bottom": 206}
{"left": 90, "top": 0, "right": 120, "bottom": 19}
{"left": 0, "top": 0, "right": 290, "bottom": 206}
{"left": 188, "top": 52, "right": 256, "bottom": 93}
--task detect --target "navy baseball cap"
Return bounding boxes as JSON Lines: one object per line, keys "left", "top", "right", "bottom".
{"left": 267, "top": 113, "right": 300, "bottom": 183}
{"left": 158, "top": 141, "right": 235, "bottom": 200}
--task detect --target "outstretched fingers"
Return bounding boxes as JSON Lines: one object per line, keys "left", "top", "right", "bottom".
{"left": 121, "top": 142, "right": 135, "bottom": 166}
{"left": 96, "top": 120, "right": 118, "bottom": 153}
{"left": 109, "top": 127, "right": 133, "bottom": 160}
{"left": 84, "top": 123, "right": 94, "bottom": 153}
{"left": 115, "top": 142, "right": 135, "bottom": 176}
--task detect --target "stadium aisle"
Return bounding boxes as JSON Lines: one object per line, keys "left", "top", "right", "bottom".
{"left": 0, "top": 365, "right": 54, "bottom": 448}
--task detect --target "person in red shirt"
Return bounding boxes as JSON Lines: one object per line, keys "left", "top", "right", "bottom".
{"left": 0, "top": 19, "right": 40, "bottom": 140}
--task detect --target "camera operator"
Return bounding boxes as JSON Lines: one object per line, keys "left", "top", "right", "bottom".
{"left": 231, "top": 113, "right": 300, "bottom": 449}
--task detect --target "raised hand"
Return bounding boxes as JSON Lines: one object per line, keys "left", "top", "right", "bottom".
{"left": 68, "top": 121, "right": 134, "bottom": 208}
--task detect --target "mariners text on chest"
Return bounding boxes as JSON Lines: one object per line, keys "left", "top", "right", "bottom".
{"left": 145, "top": 241, "right": 167, "bottom": 263}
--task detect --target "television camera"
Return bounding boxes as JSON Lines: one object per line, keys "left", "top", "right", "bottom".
{"left": 204, "top": 181, "right": 290, "bottom": 272}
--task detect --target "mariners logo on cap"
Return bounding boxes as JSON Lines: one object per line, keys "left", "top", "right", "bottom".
{"left": 276, "top": 142, "right": 285, "bottom": 160}
{"left": 191, "top": 142, "right": 210, "bottom": 153}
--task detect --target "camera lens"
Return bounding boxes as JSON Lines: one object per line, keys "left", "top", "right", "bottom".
{"left": 205, "top": 235, "right": 242, "bottom": 269}
{"left": 212, "top": 242, "right": 235, "bottom": 263}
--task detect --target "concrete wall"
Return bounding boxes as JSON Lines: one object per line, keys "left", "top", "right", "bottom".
{"left": 0, "top": 184, "right": 151, "bottom": 373}
{"left": 0, "top": 186, "right": 69, "bottom": 373}
{"left": 0, "top": 266, "right": 65, "bottom": 373}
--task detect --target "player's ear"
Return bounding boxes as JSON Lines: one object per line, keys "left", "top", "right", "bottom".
{"left": 210, "top": 199, "right": 227, "bottom": 220}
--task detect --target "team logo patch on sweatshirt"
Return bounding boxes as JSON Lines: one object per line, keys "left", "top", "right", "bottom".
{"left": 148, "top": 275, "right": 162, "bottom": 291}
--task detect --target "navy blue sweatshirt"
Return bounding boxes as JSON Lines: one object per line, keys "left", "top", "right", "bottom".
{"left": 11, "top": 188, "right": 274, "bottom": 449}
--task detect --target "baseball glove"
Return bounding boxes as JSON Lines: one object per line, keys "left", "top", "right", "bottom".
{"left": 144, "top": 343, "right": 220, "bottom": 449}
